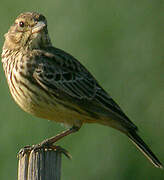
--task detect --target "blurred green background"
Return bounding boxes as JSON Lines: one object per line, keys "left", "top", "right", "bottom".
{"left": 0, "top": 0, "right": 163, "bottom": 179}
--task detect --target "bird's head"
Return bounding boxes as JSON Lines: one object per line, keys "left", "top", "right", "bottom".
{"left": 3, "top": 12, "right": 52, "bottom": 51}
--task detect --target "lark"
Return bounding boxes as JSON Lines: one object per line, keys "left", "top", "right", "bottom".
{"left": 1, "top": 12, "right": 162, "bottom": 168}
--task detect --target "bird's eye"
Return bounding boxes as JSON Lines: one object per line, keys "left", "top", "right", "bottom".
{"left": 19, "top": 21, "right": 25, "bottom": 27}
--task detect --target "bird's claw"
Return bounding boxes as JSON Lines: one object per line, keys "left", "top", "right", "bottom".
{"left": 18, "top": 143, "right": 71, "bottom": 159}
{"left": 18, "top": 145, "right": 34, "bottom": 158}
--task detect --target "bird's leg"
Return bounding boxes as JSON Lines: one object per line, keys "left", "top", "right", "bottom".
{"left": 39, "top": 126, "right": 80, "bottom": 147}
{"left": 18, "top": 126, "right": 80, "bottom": 158}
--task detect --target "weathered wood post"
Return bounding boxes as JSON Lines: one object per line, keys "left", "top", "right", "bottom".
{"left": 18, "top": 146, "right": 69, "bottom": 180}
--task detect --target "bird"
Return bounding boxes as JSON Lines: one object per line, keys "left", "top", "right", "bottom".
{"left": 1, "top": 12, "right": 163, "bottom": 168}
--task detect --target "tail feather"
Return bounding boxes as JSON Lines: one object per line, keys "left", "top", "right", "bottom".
{"left": 127, "top": 131, "right": 163, "bottom": 169}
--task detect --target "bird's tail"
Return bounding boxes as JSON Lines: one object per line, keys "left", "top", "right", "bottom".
{"left": 127, "top": 130, "right": 163, "bottom": 169}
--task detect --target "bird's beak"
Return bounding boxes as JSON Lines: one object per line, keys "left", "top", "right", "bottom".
{"left": 32, "top": 21, "right": 46, "bottom": 34}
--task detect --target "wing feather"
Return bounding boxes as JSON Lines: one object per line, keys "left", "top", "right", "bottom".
{"left": 33, "top": 48, "right": 137, "bottom": 130}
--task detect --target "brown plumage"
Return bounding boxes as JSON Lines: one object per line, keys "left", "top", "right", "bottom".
{"left": 1, "top": 12, "right": 163, "bottom": 168}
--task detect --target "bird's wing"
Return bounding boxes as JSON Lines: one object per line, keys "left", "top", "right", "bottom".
{"left": 33, "top": 48, "right": 137, "bottom": 130}
{"left": 33, "top": 48, "right": 98, "bottom": 100}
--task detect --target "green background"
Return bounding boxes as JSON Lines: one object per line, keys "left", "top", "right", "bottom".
{"left": 0, "top": 0, "right": 163, "bottom": 179}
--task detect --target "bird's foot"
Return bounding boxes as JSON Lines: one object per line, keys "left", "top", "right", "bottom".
{"left": 18, "top": 141, "right": 71, "bottom": 159}
{"left": 18, "top": 127, "right": 79, "bottom": 159}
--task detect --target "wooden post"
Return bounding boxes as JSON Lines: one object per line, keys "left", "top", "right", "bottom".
{"left": 18, "top": 146, "right": 68, "bottom": 180}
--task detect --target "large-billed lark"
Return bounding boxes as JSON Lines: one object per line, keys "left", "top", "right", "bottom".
{"left": 1, "top": 12, "right": 163, "bottom": 168}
